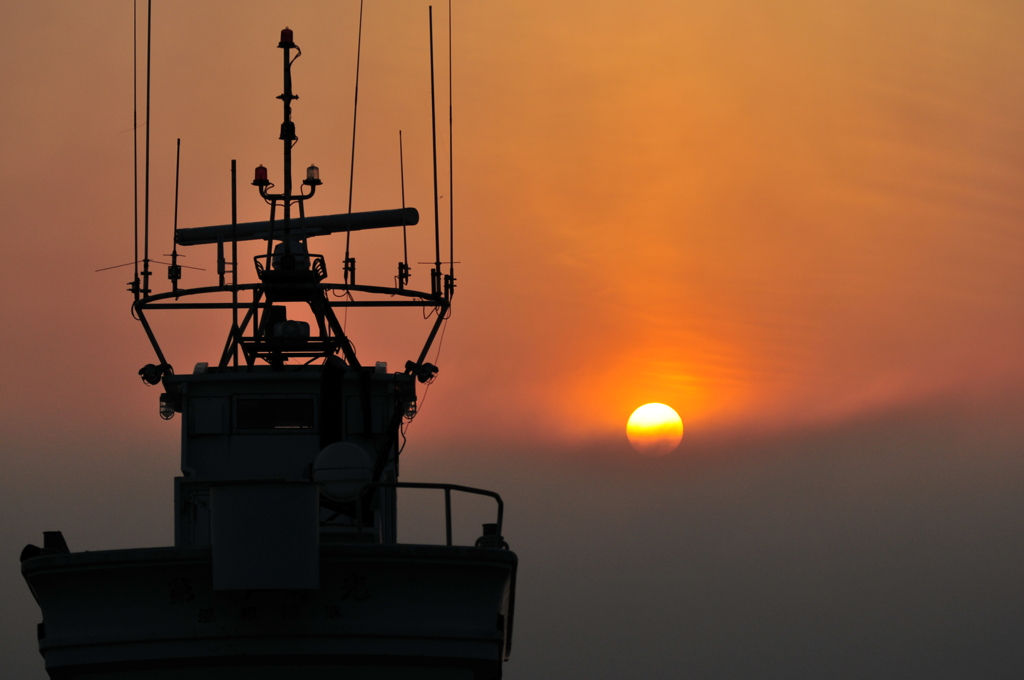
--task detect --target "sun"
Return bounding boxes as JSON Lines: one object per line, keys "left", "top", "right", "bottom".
{"left": 626, "top": 403, "right": 683, "bottom": 456}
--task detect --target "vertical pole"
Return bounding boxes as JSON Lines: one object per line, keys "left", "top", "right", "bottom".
{"left": 231, "top": 160, "right": 238, "bottom": 367}
{"left": 171, "top": 138, "right": 180, "bottom": 296}
{"left": 132, "top": 0, "right": 139, "bottom": 300}
{"left": 399, "top": 130, "right": 409, "bottom": 289}
{"left": 142, "top": 0, "right": 152, "bottom": 296}
{"left": 282, "top": 42, "right": 292, "bottom": 255}
{"left": 447, "top": 0, "right": 454, "bottom": 300}
{"left": 251, "top": 289, "right": 260, "bottom": 363}
{"left": 444, "top": 487, "right": 452, "bottom": 546}
{"left": 429, "top": 7, "right": 442, "bottom": 298}
{"left": 266, "top": 201, "right": 276, "bottom": 264}
{"left": 217, "top": 237, "right": 225, "bottom": 286}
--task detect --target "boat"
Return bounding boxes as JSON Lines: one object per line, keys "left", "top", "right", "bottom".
{"left": 20, "top": 19, "right": 517, "bottom": 680}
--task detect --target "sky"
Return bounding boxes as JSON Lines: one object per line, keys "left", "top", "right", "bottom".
{"left": 2, "top": 1, "right": 1024, "bottom": 678}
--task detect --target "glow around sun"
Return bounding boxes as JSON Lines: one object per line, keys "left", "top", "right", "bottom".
{"left": 626, "top": 403, "right": 683, "bottom": 456}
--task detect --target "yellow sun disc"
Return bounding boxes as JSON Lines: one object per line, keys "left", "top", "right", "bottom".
{"left": 626, "top": 403, "right": 683, "bottom": 456}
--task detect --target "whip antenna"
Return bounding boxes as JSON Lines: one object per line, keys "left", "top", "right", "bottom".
{"left": 142, "top": 0, "right": 153, "bottom": 296}
{"left": 446, "top": 0, "right": 454, "bottom": 300}
{"left": 169, "top": 138, "right": 181, "bottom": 296}
{"left": 344, "top": 0, "right": 365, "bottom": 286}
{"left": 132, "top": 0, "right": 140, "bottom": 298}
{"left": 231, "top": 159, "right": 238, "bottom": 366}
{"left": 429, "top": 6, "right": 441, "bottom": 298}
{"left": 398, "top": 130, "right": 410, "bottom": 289}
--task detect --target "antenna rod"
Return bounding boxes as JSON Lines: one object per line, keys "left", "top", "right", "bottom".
{"left": 132, "top": 0, "right": 139, "bottom": 299}
{"left": 398, "top": 130, "right": 409, "bottom": 289}
{"left": 170, "top": 138, "right": 181, "bottom": 296}
{"left": 280, "top": 28, "right": 297, "bottom": 256}
{"left": 217, "top": 238, "right": 225, "bottom": 286}
{"left": 447, "top": 0, "right": 454, "bottom": 300}
{"left": 429, "top": 6, "right": 442, "bottom": 298}
{"left": 231, "top": 159, "right": 238, "bottom": 367}
{"left": 344, "top": 0, "right": 365, "bottom": 285}
{"left": 142, "top": 0, "right": 152, "bottom": 296}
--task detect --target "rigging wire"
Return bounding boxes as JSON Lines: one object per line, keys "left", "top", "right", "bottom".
{"left": 341, "top": 0, "right": 366, "bottom": 334}
{"left": 96, "top": 259, "right": 203, "bottom": 273}
{"left": 401, "top": 314, "right": 449, "bottom": 436}
{"left": 344, "top": 0, "right": 365, "bottom": 285}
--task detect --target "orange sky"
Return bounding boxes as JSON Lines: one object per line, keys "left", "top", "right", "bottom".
{"left": 2, "top": 0, "right": 1024, "bottom": 450}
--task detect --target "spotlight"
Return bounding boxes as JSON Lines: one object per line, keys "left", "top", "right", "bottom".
{"left": 159, "top": 393, "right": 175, "bottom": 420}
{"left": 138, "top": 363, "right": 171, "bottom": 386}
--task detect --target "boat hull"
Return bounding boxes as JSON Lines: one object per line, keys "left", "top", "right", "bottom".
{"left": 22, "top": 544, "right": 516, "bottom": 680}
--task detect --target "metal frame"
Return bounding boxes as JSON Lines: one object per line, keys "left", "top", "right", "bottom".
{"left": 134, "top": 285, "right": 448, "bottom": 372}
{"left": 131, "top": 27, "right": 451, "bottom": 377}
{"left": 356, "top": 482, "right": 504, "bottom": 547}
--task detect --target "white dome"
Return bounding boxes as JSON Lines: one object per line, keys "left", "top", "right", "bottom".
{"left": 313, "top": 442, "right": 374, "bottom": 502}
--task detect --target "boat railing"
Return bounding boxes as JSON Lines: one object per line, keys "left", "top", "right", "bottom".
{"left": 356, "top": 482, "right": 507, "bottom": 548}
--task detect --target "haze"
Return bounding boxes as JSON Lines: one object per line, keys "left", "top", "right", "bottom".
{"left": 2, "top": 1, "right": 1023, "bottom": 677}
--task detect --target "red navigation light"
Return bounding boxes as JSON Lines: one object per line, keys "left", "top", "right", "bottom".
{"left": 253, "top": 165, "right": 269, "bottom": 187}
{"left": 280, "top": 27, "right": 294, "bottom": 47}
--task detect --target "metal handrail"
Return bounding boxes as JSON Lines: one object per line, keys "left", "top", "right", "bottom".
{"left": 356, "top": 482, "right": 504, "bottom": 547}
{"left": 137, "top": 281, "right": 443, "bottom": 307}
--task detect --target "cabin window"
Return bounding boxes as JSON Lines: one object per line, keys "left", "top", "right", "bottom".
{"left": 236, "top": 397, "right": 316, "bottom": 431}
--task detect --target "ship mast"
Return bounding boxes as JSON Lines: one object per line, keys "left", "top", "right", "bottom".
{"left": 24, "top": 20, "right": 517, "bottom": 679}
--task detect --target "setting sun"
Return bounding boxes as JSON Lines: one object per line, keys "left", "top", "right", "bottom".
{"left": 626, "top": 403, "right": 684, "bottom": 456}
